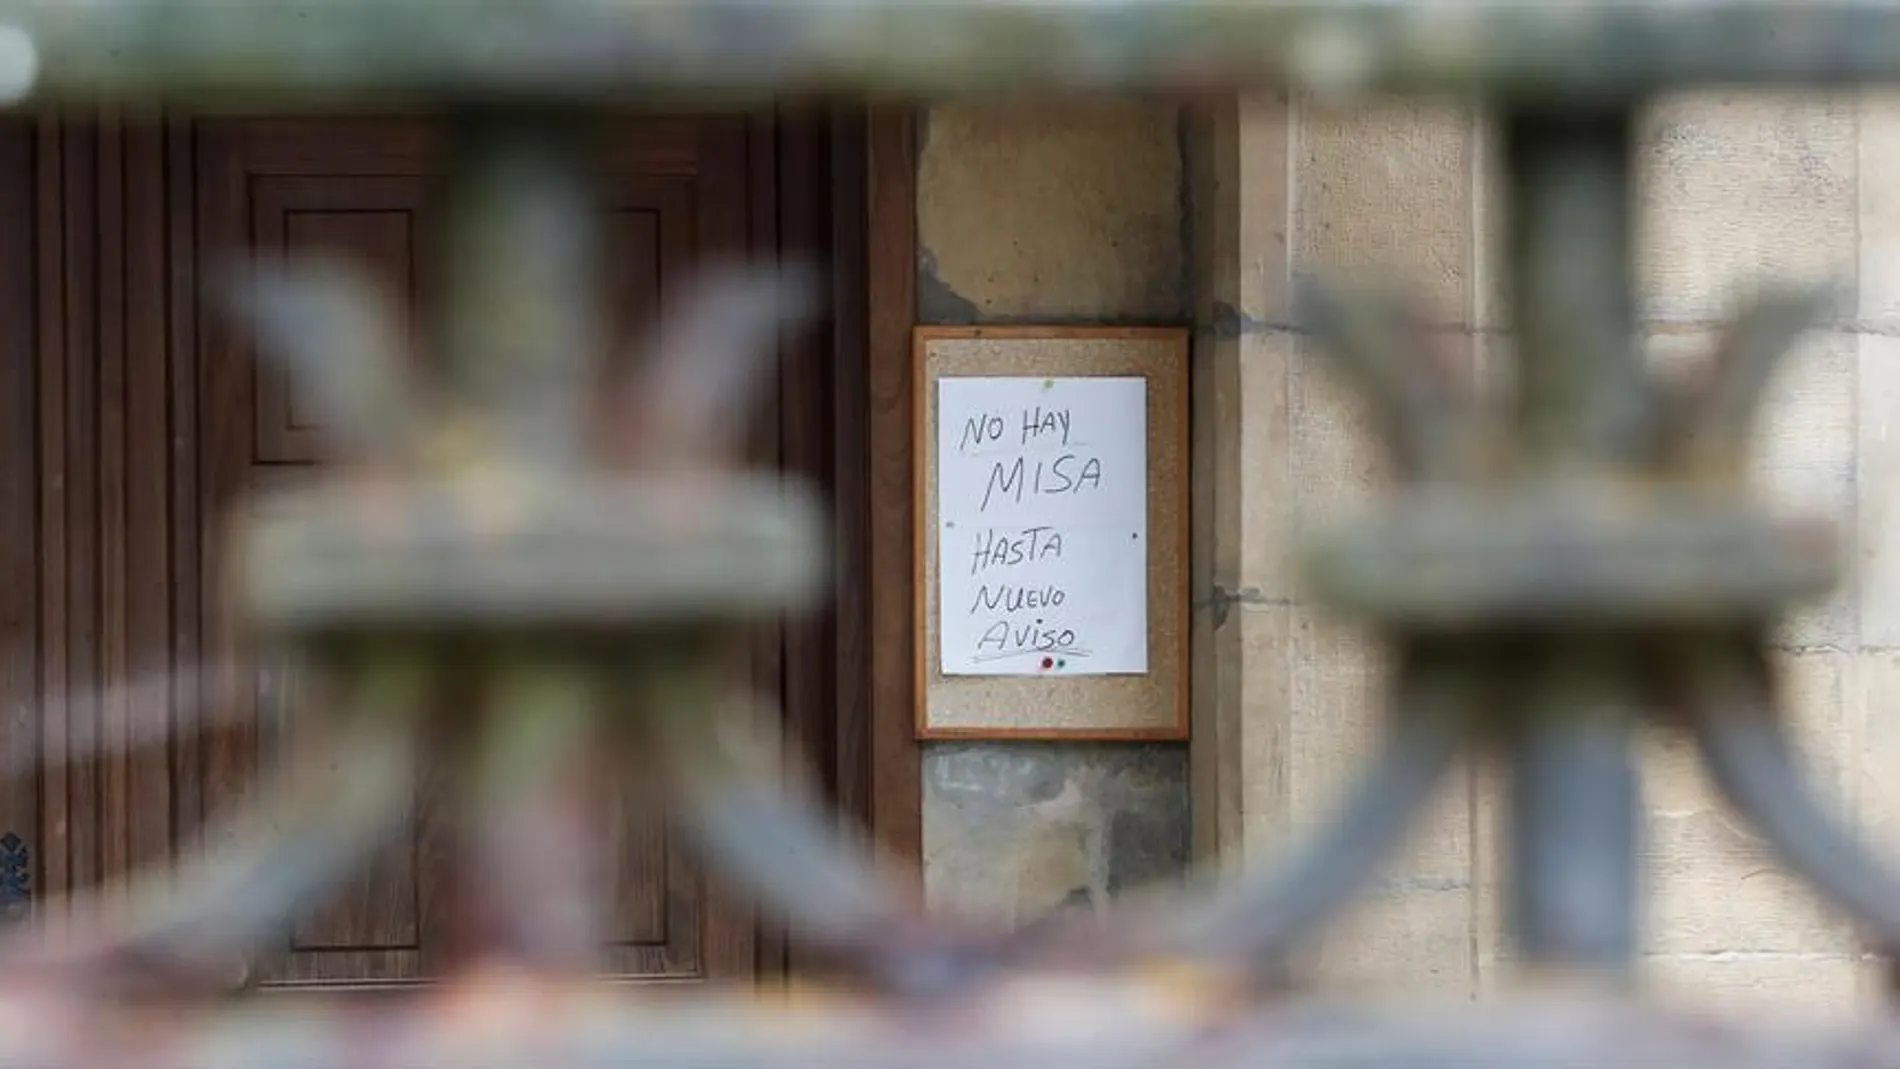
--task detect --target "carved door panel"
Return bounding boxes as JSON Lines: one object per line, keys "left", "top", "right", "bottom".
{"left": 193, "top": 115, "right": 756, "bottom": 989}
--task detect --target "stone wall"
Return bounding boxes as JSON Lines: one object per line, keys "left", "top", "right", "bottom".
{"left": 1191, "top": 90, "right": 1900, "bottom": 1015}
{"left": 908, "top": 90, "right": 1900, "bottom": 1012}
{"left": 914, "top": 100, "right": 1194, "bottom": 927}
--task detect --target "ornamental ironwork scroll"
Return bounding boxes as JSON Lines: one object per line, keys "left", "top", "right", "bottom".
{"left": 0, "top": 3, "right": 1894, "bottom": 1069}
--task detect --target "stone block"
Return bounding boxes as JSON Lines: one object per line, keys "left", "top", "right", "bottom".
{"left": 1469, "top": 764, "right": 1508, "bottom": 979}
{"left": 1860, "top": 91, "right": 1900, "bottom": 329}
{"left": 1195, "top": 96, "right": 1298, "bottom": 601}
{"left": 1286, "top": 339, "right": 1389, "bottom": 559}
{"left": 1661, "top": 648, "right": 1853, "bottom": 809}
{"left": 921, "top": 741, "right": 1189, "bottom": 927}
{"left": 1863, "top": 957, "right": 1900, "bottom": 1003}
{"left": 1269, "top": 609, "right": 1474, "bottom": 991}
{"left": 1645, "top": 806, "right": 1848, "bottom": 956}
{"left": 1645, "top": 328, "right": 1857, "bottom": 648}
{"left": 1234, "top": 331, "right": 1296, "bottom": 602}
{"left": 1296, "top": 97, "right": 1474, "bottom": 327}
{"left": 1750, "top": 329, "right": 1857, "bottom": 649}
{"left": 1644, "top": 649, "right": 1856, "bottom": 956}
{"left": 1750, "top": 329, "right": 1858, "bottom": 540}
{"left": 1646, "top": 954, "right": 1866, "bottom": 1020}
{"left": 1285, "top": 612, "right": 1388, "bottom": 817}
{"left": 1190, "top": 596, "right": 1243, "bottom": 864}
{"left": 1859, "top": 335, "right": 1900, "bottom": 648}
{"left": 1856, "top": 651, "right": 1900, "bottom": 853}
{"left": 1235, "top": 604, "right": 1291, "bottom": 835}
{"left": 1236, "top": 797, "right": 1476, "bottom": 996}
{"left": 1637, "top": 91, "right": 1857, "bottom": 325}
{"left": 1472, "top": 649, "right": 1851, "bottom": 971}
{"left": 1313, "top": 877, "right": 1475, "bottom": 993}
{"left": 917, "top": 100, "right": 1184, "bottom": 322}
{"left": 1241, "top": 605, "right": 1465, "bottom": 854}
{"left": 1284, "top": 332, "right": 1478, "bottom": 601}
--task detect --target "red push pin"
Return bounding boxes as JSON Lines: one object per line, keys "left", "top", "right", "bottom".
{"left": 1040, "top": 657, "right": 1055, "bottom": 670}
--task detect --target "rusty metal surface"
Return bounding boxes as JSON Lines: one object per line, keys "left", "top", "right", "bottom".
{"left": 1, "top": 1, "right": 1900, "bottom": 105}
{"left": 237, "top": 474, "right": 826, "bottom": 632}
{"left": 0, "top": 3, "right": 1896, "bottom": 1068}
{"left": 5, "top": 976, "right": 1900, "bottom": 1069}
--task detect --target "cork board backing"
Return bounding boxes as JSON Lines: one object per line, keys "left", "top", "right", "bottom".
{"left": 913, "top": 325, "right": 1190, "bottom": 741}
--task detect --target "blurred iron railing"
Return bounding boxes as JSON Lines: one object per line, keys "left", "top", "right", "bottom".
{"left": 0, "top": 3, "right": 1887, "bottom": 1067}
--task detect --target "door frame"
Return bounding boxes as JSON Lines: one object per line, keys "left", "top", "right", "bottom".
{"left": 860, "top": 107, "right": 922, "bottom": 871}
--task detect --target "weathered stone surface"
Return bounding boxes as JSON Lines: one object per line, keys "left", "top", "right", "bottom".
{"left": 921, "top": 743, "right": 1190, "bottom": 925}
{"left": 1858, "top": 336, "right": 1900, "bottom": 649}
{"left": 1856, "top": 652, "right": 1900, "bottom": 850}
{"left": 1859, "top": 91, "right": 1900, "bottom": 330}
{"left": 1645, "top": 649, "right": 1856, "bottom": 956}
{"left": 1645, "top": 954, "right": 1868, "bottom": 1019}
{"left": 1637, "top": 92, "right": 1857, "bottom": 325}
{"left": 1286, "top": 339, "right": 1389, "bottom": 562}
{"left": 1283, "top": 613, "right": 1475, "bottom": 988}
{"left": 1645, "top": 328, "right": 1858, "bottom": 648}
{"left": 1313, "top": 872, "right": 1476, "bottom": 992}
{"left": 917, "top": 100, "right": 1184, "bottom": 323}
{"left": 1282, "top": 615, "right": 1387, "bottom": 819}
{"left": 1237, "top": 332, "right": 1298, "bottom": 603}
{"left": 1235, "top": 605, "right": 1292, "bottom": 838}
{"left": 1297, "top": 749, "right": 1475, "bottom": 992}
{"left": 1296, "top": 97, "right": 1475, "bottom": 328}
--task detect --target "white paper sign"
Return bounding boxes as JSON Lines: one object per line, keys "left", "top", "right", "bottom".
{"left": 937, "top": 376, "right": 1148, "bottom": 677}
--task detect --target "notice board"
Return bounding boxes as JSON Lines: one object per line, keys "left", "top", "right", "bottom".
{"left": 914, "top": 326, "right": 1189, "bottom": 740}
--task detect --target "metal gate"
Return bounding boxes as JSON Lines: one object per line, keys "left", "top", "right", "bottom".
{"left": 0, "top": 2, "right": 1889, "bottom": 1065}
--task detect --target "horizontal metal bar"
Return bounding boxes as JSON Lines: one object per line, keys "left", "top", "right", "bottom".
{"left": 6, "top": 1, "right": 1900, "bottom": 106}
{"left": 6, "top": 973, "right": 1900, "bottom": 1069}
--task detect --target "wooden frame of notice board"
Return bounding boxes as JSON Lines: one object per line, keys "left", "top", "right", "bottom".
{"left": 912, "top": 325, "right": 1190, "bottom": 741}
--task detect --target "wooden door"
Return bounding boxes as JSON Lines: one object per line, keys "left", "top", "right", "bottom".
{"left": 193, "top": 115, "right": 757, "bottom": 989}
{"left": 0, "top": 108, "right": 863, "bottom": 993}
